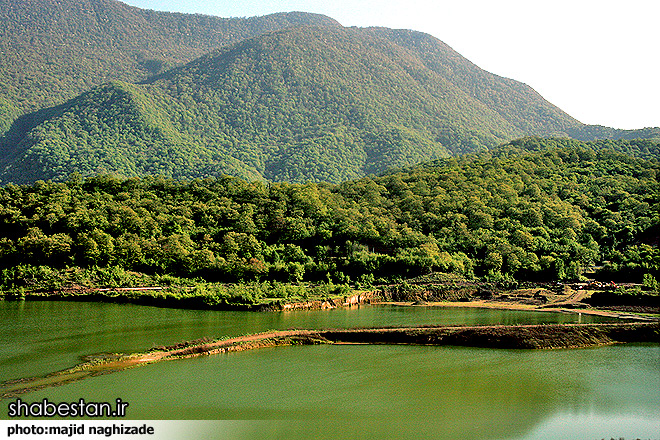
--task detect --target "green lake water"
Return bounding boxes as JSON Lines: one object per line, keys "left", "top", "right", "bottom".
{"left": 1, "top": 301, "right": 657, "bottom": 440}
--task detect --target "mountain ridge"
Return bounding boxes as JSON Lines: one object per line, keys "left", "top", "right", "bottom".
{"left": 0, "top": 0, "right": 657, "bottom": 185}
{"left": 0, "top": 25, "right": 534, "bottom": 183}
{"left": 0, "top": 0, "right": 340, "bottom": 132}
{"left": 364, "top": 27, "right": 579, "bottom": 135}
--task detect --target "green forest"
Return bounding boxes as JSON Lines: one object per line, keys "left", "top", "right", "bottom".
{"left": 0, "top": 0, "right": 657, "bottom": 309}
{"left": 0, "top": 0, "right": 338, "bottom": 132}
{"left": 2, "top": 1, "right": 658, "bottom": 186}
{"left": 1, "top": 139, "right": 657, "bottom": 306}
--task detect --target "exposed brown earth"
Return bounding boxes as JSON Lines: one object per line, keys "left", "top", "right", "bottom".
{"left": 381, "top": 282, "right": 658, "bottom": 321}
{"left": 2, "top": 322, "right": 657, "bottom": 399}
{"left": 10, "top": 279, "right": 657, "bottom": 319}
{"left": 255, "top": 291, "right": 377, "bottom": 311}
{"left": 394, "top": 298, "right": 656, "bottom": 321}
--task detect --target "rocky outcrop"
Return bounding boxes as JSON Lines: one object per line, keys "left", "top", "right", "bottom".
{"left": 258, "top": 290, "right": 378, "bottom": 311}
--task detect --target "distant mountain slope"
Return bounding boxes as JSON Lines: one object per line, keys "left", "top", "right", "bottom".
{"left": 487, "top": 136, "right": 660, "bottom": 163}
{"left": 0, "top": 0, "right": 657, "bottom": 185}
{"left": 0, "top": 25, "right": 541, "bottom": 184}
{"left": 368, "top": 28, "right": 580, "bottom": 135}
{"left": 565, "top": 125, "right": 660, "bottom": 141}
{"left": 371, "top": 28, "right": 659, "bottom": 141}
{"left": 0, "top": 0, "right": 338, "bottom": 133}
{"left": 141, "top": 26, "right": 528, "bottom": 173}
{"left": 0, "top": 81, "right": 264, "bottom": 183}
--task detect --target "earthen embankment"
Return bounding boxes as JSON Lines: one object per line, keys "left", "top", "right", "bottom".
{"left": 2, "top": 322, "right": 657, "bottom": 398}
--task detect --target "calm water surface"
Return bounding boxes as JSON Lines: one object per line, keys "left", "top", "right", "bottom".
{"left": 1, "top": 301, "right": 656, "bottom": 440}
{"left": 0, "top": 300, "right": 611, "bottom": 382}
{"left": 13, "top": 344, "right": 660, "bottom": 439}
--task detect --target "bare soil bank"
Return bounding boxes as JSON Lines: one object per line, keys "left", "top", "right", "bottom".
{"left": 155, "top": 322, "right": 659, "bottom": 356}
{"left": 5, "top": 289, "right": 378, "bottom": 312}
{"left": 2, "top": 322, "right": 658, "bottom": 398}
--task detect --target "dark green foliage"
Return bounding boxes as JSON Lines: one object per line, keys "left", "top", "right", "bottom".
{"left": 2, "top": 24, "right": 521, "bottom": 184}
{"left": 566, "top": 125, "right": 660, "bottom": 142}
{"left": 1, "top": 1, "right": 657, "bottom": 185}
{"left": 0, "top": 142, "right": 656, "bottom": 288}
{"left": 0, "top": 264, "right": 350, "bottom": 307}
{"left": 0, "top": 0, "right": 338, "bottom": 124}
{"left": 504, "top": 136, "right": 660, "bottom": 161}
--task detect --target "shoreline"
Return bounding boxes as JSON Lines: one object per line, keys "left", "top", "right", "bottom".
{"left": 381, "top": 299, "right": 659, "bottom": 321}
{"left": 0, "top": 289, "right": 378, "bottom": 312}
{"left": 2, "top": 322, "right": 658, "bottom": 399}
{"left": 3, "top": 289, "right": 658, "bottom": 322}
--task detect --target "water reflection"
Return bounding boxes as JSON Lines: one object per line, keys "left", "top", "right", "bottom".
{"left": 12, "top": 344, "right": 659, "bottom": 440}
{"left": 0, "top": 301, "right": 614, "bottom": 382}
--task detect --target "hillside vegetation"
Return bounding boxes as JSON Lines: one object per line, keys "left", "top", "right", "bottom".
{"left": 0, "top": 0, "right": 338, "bottom": 134}
{"left": 0, "top": 141, "right": 657, "bottom": 299}
{"left": 1, "top": 0, "right": 657, "bottom": 185}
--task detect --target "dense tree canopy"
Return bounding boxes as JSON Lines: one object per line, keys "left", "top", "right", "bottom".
{"left": 3, "top": 2, "right": 657, "bottom": 186}
{"left": 0, "top": 142, "right": 656, "bottom": 287}
{"left": 0, "top": 0, "right": 338, "bottom": 132}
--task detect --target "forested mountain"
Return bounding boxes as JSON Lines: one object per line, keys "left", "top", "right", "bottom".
{"left": 0, "top": 0, "right": 338, "bottom": 134}
{"left": 0, "top": 142, "right": 657, "bottom": 288}
{"left": 565, "top": 125, "right": 660, "bottom": 142}
{"left": 0, "top": 0, "right": 657, "bottom": 185}
{"left": 368, "top": 28, "right": 578, "bottom": 136}
{"left": 0, "top": 25, "right": 526, "bottom": 184}
{"left": 370, "top": 28, "right": 659, "bottom": 142}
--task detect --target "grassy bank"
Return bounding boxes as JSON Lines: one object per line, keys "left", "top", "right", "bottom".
{"left": 0, "top": 264, "right": 360, "bottom": 310}
{"left": 2, "top": 265, "right": 658, "bottom": 317}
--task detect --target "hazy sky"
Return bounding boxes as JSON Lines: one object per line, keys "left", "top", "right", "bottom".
{"left": 123, "top": 0, "right": 658, "bottom": 130}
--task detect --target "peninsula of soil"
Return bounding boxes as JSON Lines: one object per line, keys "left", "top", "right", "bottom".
{"left": 2, "top": 322, "right": 658, "bottom": 399}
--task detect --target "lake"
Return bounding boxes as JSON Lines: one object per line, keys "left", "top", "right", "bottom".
{"left": 1, "top": 301, "right": 657, "bottom": 439}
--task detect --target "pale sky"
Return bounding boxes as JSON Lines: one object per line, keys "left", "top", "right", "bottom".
{"left": 123, "top": 0, "right": 659, "bottom": 130}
